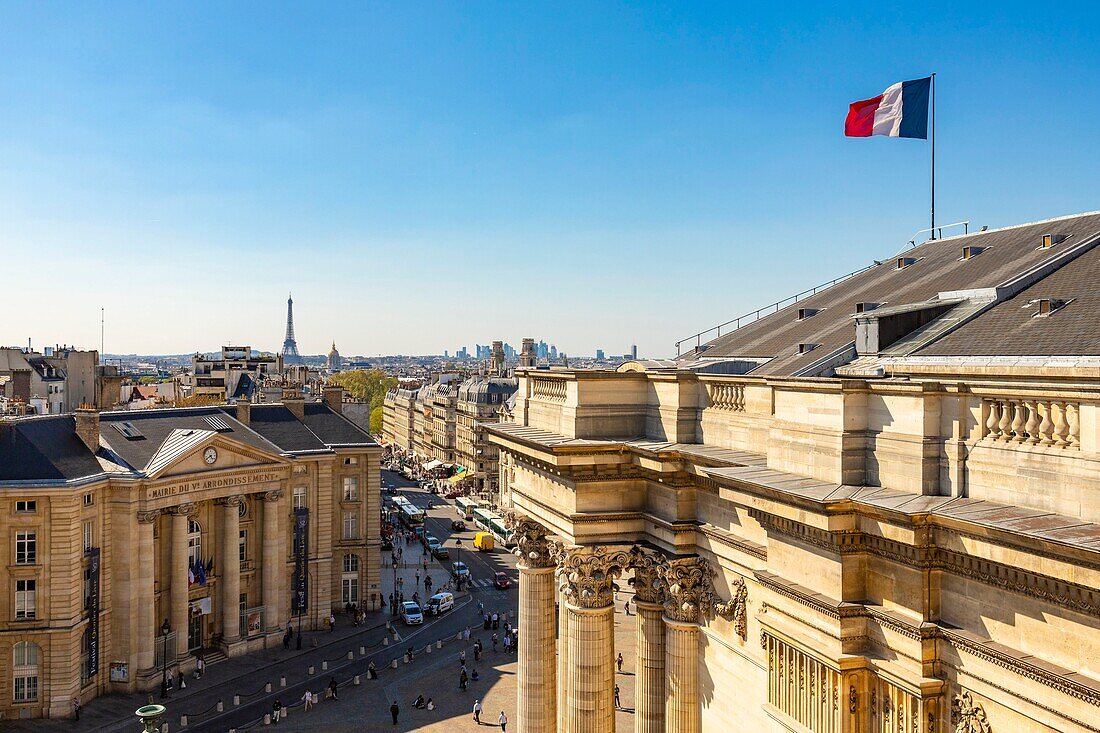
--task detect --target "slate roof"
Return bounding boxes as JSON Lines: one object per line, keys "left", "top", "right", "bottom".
{"left": 0, "top": 415, "right": 103, "bottom": 481}
{"left": 228, "top": 404, "right": 326, "bottom": 453}
{"left": 300, "top": 402, "right": 377, "bottom": 446}
{"left": 916, "top": 240, "right": 1100, "bottom": 356}
{"left": 683, "top": 211, "right": 1100, "bottom": 374}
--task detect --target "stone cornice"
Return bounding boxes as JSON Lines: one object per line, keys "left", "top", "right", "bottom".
{"left": 754, "top": 570, "right": 841, "bottom": 620}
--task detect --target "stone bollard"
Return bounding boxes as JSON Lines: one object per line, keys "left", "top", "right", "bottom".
{"left": 308, "top": 665, "right": 315, "bottom": 675}
{"left": 353, "top": 675, "right": 361, "bottom": 686}
{"left": 282, "top": 706, "right": 289, "bottom": 719}
{"left": 216, "top": 701, "right": 224, "bottom": 712}
{"left": 391, "top": 659, "right": 398, "bottom": 669}
{"left": 280, "top": 675, "right": 287, "bottom": 687}
{"left": 265, "top": 682, "right": 272, "bottom": 693}
{"left": 436, "top": 640, "right": 442, "bottom": 649}
{"left": 456, "top": 632, "right": 463, "bottom": 641}
{"left": 263, "top": 713, "right": 271, "bottom": 725}
{"left": 322, "top": 661, "right": 329, "bottom": 671}
{"left": 233, "top": 694, "right": 241, "bottom": 706}
{"left": 360, "top": 645, "right": 366, "bottom": 656}
{"left": 426, "top": 644, "right": 432, "bottom": 654}
{"left": 383, "top": 637, "right": 389, "bottom": 646}
{"left": 180, "top": 714, "right": 188, "bottom": 727}
{"left": 347, "top": 651, "right": 354, "bottom": 660}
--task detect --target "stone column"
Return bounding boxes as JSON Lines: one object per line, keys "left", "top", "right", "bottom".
{"left": 135, "top": 510, "right": 161, "bottom": 672}
{"left": 261, "top": 490, "right": 285, "bottom": 632}
{"left": 218, "top": 496, "right": 245, "bottom": 644}
{"left": 557, "top": 583, "right": 569, "bottom": 733}
{"left": 169, "top": 504, "right": 196, "bottom": 660}
{"left": 505, "top": 514, "right": 559, "bottom": 733}
{"left": 629, "top": 548, "right": 667, "bottom": 733}
{"left": 665, "top": 618, "right": 701, "bottom": 732}
{"left": 558, "top": 545, "right": 631, "bottom": 733}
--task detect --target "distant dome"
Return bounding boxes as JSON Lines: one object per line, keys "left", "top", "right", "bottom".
{"left": 457, "top": 377, "right": 518, "bottom": 404}
{"left": 328, "top": 342, "right": 340, "bottom": 358}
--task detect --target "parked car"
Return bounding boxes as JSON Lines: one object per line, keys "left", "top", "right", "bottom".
{"left": 402, "top": 601, "right": 423, "bottom": 625}
{"left": 451, "top": 520, "right": 467, "bottom": 532}
{"left": 425, "top": 592, "right": 454, "bottom": 615}
{"left": 494, "top": 572, "right": 511, "bottom": 589}
{"left": 422, "top": 533, "right": 439, "bottom": 550}
{"left": 432, "top": 545, "right": 450, "bottom": 560}
{"left": 451, "top": 561, "right": 470, "bottom": 580}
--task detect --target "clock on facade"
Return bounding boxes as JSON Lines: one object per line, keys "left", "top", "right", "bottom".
{"left": 203, "top": 447, "right": 218, "bottom": 465}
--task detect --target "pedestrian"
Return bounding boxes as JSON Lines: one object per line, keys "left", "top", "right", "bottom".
{"left": 272, "top": 699, "right": 282, "bottom": 723}
{"left": 416, "top": 571, "right": 421, "bottom": 587}
{"left": 303, "top": 688, "right": 314, "bottom": 711}
{"left": 484, "top": 613, "right": 491, "bottom": 630}
{"left": 471, "top": 668, "right": 480, "bottom": 681}
{"left": 464, "top": 626, "right": 471, "bottom": 644}
{"left": 368, "top": 660, "right": 378, "bottom": 679}
{"left": 614, "top": 684, "right": 621, "bottom": 709}
{"left": 492, "top": 633, "right": 498, "bottom": 651}
{"left": 492, "top": 612, "right": 499, "bottom": 629}
{"left": 73, "top": 697, "right": 80, "bottom": 721}
{"left": 196, "top": 656, "right": 205, "bottom": 679}
{"left": 499, "top": 710, "right": 508, "bottom": 731}
{"left": 460, "top": 668, "right": 469, "bottom": 691}
{"left": 616, "top": 652, "right": 623, "bottom": 672}
{"left": 624, "top": 599, "right": 631, "bottom": 615}
{"left": 166, "top": 667, "right": 174, "bottom": 691}
{"left": 460, "top": 649, "right": 467, "bottom": 665}
{"left": 390, "top": 700, "right": 400, "bottom": 726}
{"left": 329, "top": 611, "right": 336, "bottom": 632}
{"left": 328, "top": 676, "right": 339, "bottom": 700}
{"left": 283, "top": 629, "right": 291, "bottom": 649}
{"left": 474, "top": 645, "right": 482, "bottom": 662}
{"left": 477, "top": 600, "right": 484, "bottom": 615}
{"left": 473, "top": 699, "right": 482, "bottom": 723}
{"left": 426, "top": 698, "right": 435, "bottom": 711}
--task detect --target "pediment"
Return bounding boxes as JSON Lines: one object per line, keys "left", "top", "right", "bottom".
{"left": 144, "top": 429, "right": 289, "bottom": 479}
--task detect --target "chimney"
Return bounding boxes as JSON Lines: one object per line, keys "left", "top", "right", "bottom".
{"left": 236, "top": 396, "right": 251, "bottom": 427}
{"left": 282, "top": 388, "right": 305, "bottom": 420}
{"left": 74, "top": 405, "right": 100, "bottom": 452}
{"left": 323, "top": 386, "right": 344, "bottom": 414}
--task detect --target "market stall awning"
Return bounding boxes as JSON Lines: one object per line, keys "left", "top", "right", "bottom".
{"left": 423, "top": 459, "right": 444, "bottom": 471}
{"left": 447, "top": 474, "right": 466, "bottom": 483}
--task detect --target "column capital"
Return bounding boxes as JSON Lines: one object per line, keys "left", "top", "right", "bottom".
{"left": 168, "top": 503, "right": 198, "bottom": 517}
{"left": 628, "top": 545, "right": 666, "bottom": 604}
{"left": 659, "top": 556, "right": 749, "bottom": 638}
{"left": 502, "top": 511, "right": 556, "bottom": 569}
{"left": 215, "top": 494, "right": 246, "bottom": 508}
{"left": 136, "top": 509, "right": 162, "bottom": 524}
{"left": 259, "top": 489, "right": 283, "bottom": 502}
{"left": 557, "top": 545, "right": 631, "bottom": 609}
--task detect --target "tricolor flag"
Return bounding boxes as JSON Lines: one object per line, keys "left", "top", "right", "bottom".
{"left": 845, "top": 77, "right": 931, "bottom": 139}
{"left": 187, "top": 562, "right": 196, "bottom": 586}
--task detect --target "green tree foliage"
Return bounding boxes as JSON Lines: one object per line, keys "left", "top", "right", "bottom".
{"left": 370, "top": 406, "right": 384, "bottom": 434}
{"left": 330, "top": 369, "right": 398, "bottom": 411}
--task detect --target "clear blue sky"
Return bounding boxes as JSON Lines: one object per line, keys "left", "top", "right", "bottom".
{"left": 3, "top": 2, "right": 1099, "bottom": 358}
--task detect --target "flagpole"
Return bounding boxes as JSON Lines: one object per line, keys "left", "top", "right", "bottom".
{"left": 930, "top": 72, "right": 936, "bottom": 239}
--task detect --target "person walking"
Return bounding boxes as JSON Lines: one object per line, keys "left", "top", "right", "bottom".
{"left": 283, "top": 628, "right": 291, "bottom": 649}
{"left": 390, "top": 700, "right": 400, "bottom": 726}
{"left": 328, "top": 676, "right": 339, "bottom": 701}
{"left": 614, "top": 684, "right": 621, "bottom": 709}
{"left": 303, "top": 688, "right": 314, "bottom": 711}
{"left": 616, "top": 652, "right": 624, "bottom": 672}
{"left": 368, "top": 660, "right": 378, "bottom": 679}
{"left": 473, "top": 698, "right": 483, "bottom": 723}
{"left": 416, "top": 570, "right": 421, "bottom": 587}
{"left": 499, "top": 710, "right": 508, "bottom": 731}
{"left": 196, "top": 655, "right": 205, "bottom": 679}
{"left": 464, "top": 626, "right": 471, "bottom": 645}
{"left": 492, "top": 633, "right": 498, "bottom": 651}
{"left": 272, "top": 699, "right": 282, "bottom": 723}
{"left": 624, "top": 598, "right": 631, "bottom": 615}
{"left": 460, "top": 649, "right": 467, "bottom": 665}
{"left": 73, "top": 697, "right": 80, "bottom": 721}
{"left": 460, "top": 668, "right": 469, "bottom": 691}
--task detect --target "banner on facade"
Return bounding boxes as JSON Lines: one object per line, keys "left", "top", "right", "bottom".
{"left": 88, "top": 547, "right": 101, "bottom": 676}
{"left": 293, "top": 508, "right": 309, "bottom": 613}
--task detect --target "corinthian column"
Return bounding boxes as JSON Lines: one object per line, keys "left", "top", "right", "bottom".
{"left": 504, "top": 513, "right": 558, "bottom": 733}
{"left": 660, "top": 557, "right": 712, "bottom": 733}
{"left": 261, "top": 490, "right": 285, "bottom": 632}
{"left": 218, "top": 496, "right": 245, "bottom": 644}
{"left": 169, "top": 504, "right": 196, "bottom": 660}
{"left": 135, "top": 510, "right": 161, "bottom": 672}
{"left": 629, "top": 547, "right": 667, "bottom": 733}
{"left": 559, "top": 545, "right": 631, "bottom": 733}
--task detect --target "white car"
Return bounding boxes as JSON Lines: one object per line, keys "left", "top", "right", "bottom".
{"left": 402, "top": 601, "right": 423, "bottom": 625}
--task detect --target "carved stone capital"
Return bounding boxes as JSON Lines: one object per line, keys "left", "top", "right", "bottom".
{"left": 216, "top": 495, "right": 246, "bottom": 508}
{"left": 260, "top": 489, "right": 283, "bottom": 503}
{"left": 628, "top": 546, "right": 666, "bottom": 604}
{"left": 659, "top": 556, "right": 716, "bottom": 623}
{"left": 136, "top": 509, "right": 162, "bottom": 524}
{"left": 557, "top": 545, "right": 631, "bottom": 609}
{"left": 501, "top": 511, "right": 556, "bottom": 569}
{"left": 168, "top": 503, "right": 198, "bottom": 517}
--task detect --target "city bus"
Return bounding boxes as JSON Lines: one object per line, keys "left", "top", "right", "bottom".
{"left": 455, "top": 496, "right": 480, "bottom": 520}
{"left": 487, "top": 515, "right": 514, "bottom": 548}
{"left": 393, "top": 497, "right": 425, "bottom": 528}
{"left": 472, "top": 507, "right": 495, "bottom": 532}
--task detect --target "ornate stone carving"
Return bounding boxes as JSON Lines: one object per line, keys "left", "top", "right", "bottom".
{"left": 215, "top": 495, "right": 246, "bottom": 507}
{"left": 951, "top": 691, "right": 991, "bottom": 733}
{"left": 169, "top": 502, "right": 197, "bottom": 516}
{"left": 501, "top": 512, "right": 556, "bottom": 569}
{"left": 556, "top": 545, "right": 631, "bottom": 609}
{"left": 260, "top": 489, "right": 283, "bottom": 502}
{"left": 627, "top": 546, "right": 665, "bottom": 604}
{"left": 136, "top": 509, "right": 162, "bottom": 524}
{"left": 714, "top": 576, "right": 749, "bottom": 640}
{"left": 659, "top": 556, "right": 749, "bottom": 637}
{"left": 849, "top": 685, "right": 857, "bottom": 714}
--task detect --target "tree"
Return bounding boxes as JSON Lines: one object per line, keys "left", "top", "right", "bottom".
{"left": 174, "top": 394, "right": 225, "bottom": 408}
{"left": 330, "top": 370, "right": 398, "bottom": 411}
{"left": 370, "top": 406, "right": 384, "bottom": 434}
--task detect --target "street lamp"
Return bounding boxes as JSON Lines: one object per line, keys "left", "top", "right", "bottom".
{"left": 455, "top": 538, "right": 463, "bottom": 589}
{"left": 391, "top": 560, "right": 399, "bottom": 616}
{"left": 159, "top": 619, "right": 171, "bottom": 699}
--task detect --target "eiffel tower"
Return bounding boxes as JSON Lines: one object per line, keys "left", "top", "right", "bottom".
{"left": 281, "top": 293, "right": 304, "bottom": 365}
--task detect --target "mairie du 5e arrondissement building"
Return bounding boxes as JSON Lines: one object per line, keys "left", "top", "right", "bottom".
{"left": 492, "top": 212, "right": 1100, "bottom": 733}
{"left": 0, "top": 386, "right": 380, "bottom": 720}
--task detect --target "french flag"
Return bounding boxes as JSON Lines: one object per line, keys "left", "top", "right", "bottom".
{"left": 845, "top": 77, "right": 931, "bottom": 139}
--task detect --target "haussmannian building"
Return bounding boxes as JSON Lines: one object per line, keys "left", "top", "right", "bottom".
{"left": 0, "top": 387, "right": 380, "bottom": 720}
{"left": 490, "top": 211, "right": 1100, "bottom": 733}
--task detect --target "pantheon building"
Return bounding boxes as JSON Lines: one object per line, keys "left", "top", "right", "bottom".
{"left": 0, "top": 387, "right": 380, "bottom": 719}
{"left": 491, "top": 212, "right": 1100, "bottom": 733}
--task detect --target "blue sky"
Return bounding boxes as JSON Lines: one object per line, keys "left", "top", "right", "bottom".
{"left": 3, "top": 2, "right": 1100, "bottom": 358}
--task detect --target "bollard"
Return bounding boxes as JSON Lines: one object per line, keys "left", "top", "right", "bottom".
{"left": 391, "top": 659, "right": 398, "bottom": 669}
{"left": 436, "top": 639, "right": 442, "bottom": 649}
{"left": 265, "top": 682, "right": 272, "bottom": 693}
{"left": 180, "top": 677, "right": 186, "bottom": 690}
{"left": 426, "top": 644, "right": 432, "bottom": 654}
{"left": 360, "top": 645, "right": 366, "bottom": 656}
{"left": 280, "top": 675, "right": 287, "bottom": 687}
{"left": 456, "top": 632, "right": 463, "bottom": 641}
{"left": 233, "top": 694, "right": 241, "bottom": 706}
{"left": 383, "top": 637, "right": 389, "bottom": 646}
{"left": 354, "top": 674, "right": 361, "bottom": 686}
{"left": 180, "top": 714, "right": 188, "bottom": 727}
{"left": 347, "top": 651, "right": 354, "bottom": 660}
{"left": 322, "top": 660, "right": 328, "bottom": 671}
{"left": 308, "top": 665, "right": 315, "bottom": 675}
{"left": 217, "top": 701, "right": 224, "bottom": 712}
{"left": 282, "top": 706, "right": 289, "bottom": 719}
{"left": 263, "top": 713, "right": 271, "bottom": 725}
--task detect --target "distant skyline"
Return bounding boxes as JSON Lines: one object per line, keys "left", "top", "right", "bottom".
{"left": 4, "top": 3, "right": 1100, "bottom": 358}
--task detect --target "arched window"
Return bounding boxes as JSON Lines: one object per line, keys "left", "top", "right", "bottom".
{"left": 13, "top": 641, "right": 40, "bottom": 702}
{"left": 341, "top": 554, "right": 359, "bottom": 606}
{"left": 187, "top": 520, "right": 202, "bottom": 566}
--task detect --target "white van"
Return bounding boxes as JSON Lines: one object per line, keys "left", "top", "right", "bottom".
{"left": 426, "top": 592, "right": 454, "bottom": 616}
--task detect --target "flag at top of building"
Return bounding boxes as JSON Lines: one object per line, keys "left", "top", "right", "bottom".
{"left": 845, "top": 76, "right": 931, "bottom": 138}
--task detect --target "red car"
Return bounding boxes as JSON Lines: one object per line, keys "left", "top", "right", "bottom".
{"left": 494, "top": 572, "right": 511, "bottom": 589}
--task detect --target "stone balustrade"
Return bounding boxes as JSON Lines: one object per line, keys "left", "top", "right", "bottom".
{"left": 705, "top": 382, "right": 746, "bottom": 412}
{"left": 530, "top": 377, "right": 568, "bottom": 403}
{"left": 982, "top": 397, "right": 1080, "bottom": 448}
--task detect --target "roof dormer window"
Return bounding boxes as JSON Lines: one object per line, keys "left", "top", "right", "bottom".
{"left": 1033, "top": 298, "right": 1068, "bottom": 317}
{"left": 961, "top": 245, "right": 984, "bottom": 260}
{"left": 855, "top": 302, "right": 881, "bottom": 314}
{"left": 896, "top": 257, "right": 916, "bottom": 270}
{"left": 797, "top": 307, "right": 819, "bottom": 321}
{"left": 797, "top": 343, "right": 819, "bottom": 354}
{"left": 1039, "top": 233, "right": 1068, "bottom": 249}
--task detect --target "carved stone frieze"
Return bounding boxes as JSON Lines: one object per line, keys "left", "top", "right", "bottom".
{"left": 260, "top": 489, "right": 283, "bottom": 502}
{"left": 215, "top": 494, "right": 246, "bottom": 507}
{"left": 557, "top": 545, "right": 631, "bottom": 609}
{"left": 168, "top": 502, "right": 197, "bottom": 516}
{"left": 713, "top": 576, "right": 749, "bottom": 639}
{"left": 627, "top": 546, "right": 665, "bottom": 604}
{"left": 951, "top": 691, "right": 991, "bottom": 733}
{"left": 136, "top": 509, "right": 162, "bottom": 524}
{"left": 502, "top": 511, "right": 557, "bottom": 569}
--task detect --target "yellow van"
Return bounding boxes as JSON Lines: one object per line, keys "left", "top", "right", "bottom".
{"left": 473, "top": 532, "right": 495, "bottom": 551}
